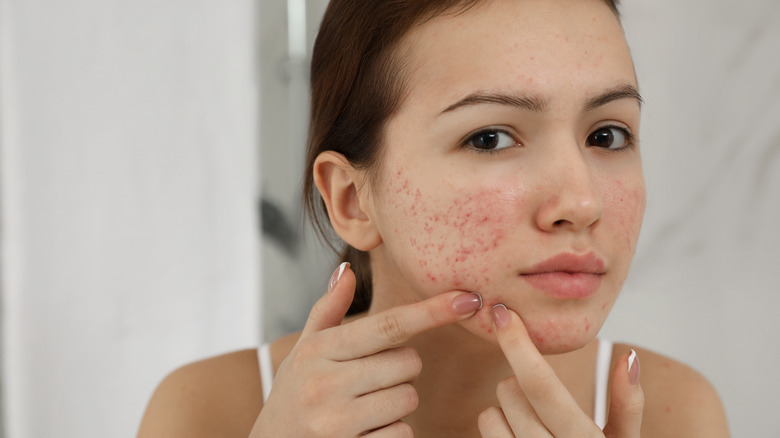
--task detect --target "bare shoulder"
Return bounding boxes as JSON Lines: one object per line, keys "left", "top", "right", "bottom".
{"left": 136, "top": 349, "right": 263, "bottom": 438}
{"left": 614, "top": 343, "right": 730, "bottom": 437}
{"left": 137, "top": 333, "right": 302, "bottom": 438}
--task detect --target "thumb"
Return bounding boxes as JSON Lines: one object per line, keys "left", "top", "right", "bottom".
{"left": 602, "top": 349, "right": 644, "bottom": 438}
{"left": 300, "top": 262, "right": 356, "bottom": 337}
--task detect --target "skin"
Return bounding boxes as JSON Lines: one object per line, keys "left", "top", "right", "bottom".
{"left": 366, "top": 0, "right": 645, "bottom": 355}
{"left": 137, "top": 1, "right": 730, "bottom": 437}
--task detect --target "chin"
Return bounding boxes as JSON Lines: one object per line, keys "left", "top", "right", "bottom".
{"left": 463, "top": 303, "right": 604, "bottom": 356}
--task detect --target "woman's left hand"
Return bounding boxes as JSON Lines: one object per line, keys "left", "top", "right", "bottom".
{"left": 478, "top": 305, "right": 644, "bottom": 438}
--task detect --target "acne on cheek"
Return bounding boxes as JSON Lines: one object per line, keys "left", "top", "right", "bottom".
{"left": 384, "top": 167, "right": 516, "bottom": 289}
{"left": 422, "top": 193, "right": 514, "bottom": 287}
{"left": 606, "top": 179, "right": 646, "bottom": 253}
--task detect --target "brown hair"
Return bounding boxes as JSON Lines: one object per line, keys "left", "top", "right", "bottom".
{"left": 303, "top": 0, "right": 621, "bottom": 314}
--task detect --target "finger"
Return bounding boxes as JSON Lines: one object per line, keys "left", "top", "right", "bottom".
{"left": 602, "top": 350, "right": 644, "bottom": 438}
{"left": 490, "top": 304, "right": 596, "bottom": 436}
{"left": 350, "top": 383, "right": 419, "bottom": 435}
{"left": 347, "top": 346, "right": 423, "bottom": 396}
{"left": 300, "top": 262, "right": 356, "bottom": 337}
{"left": 329, "top": 291, "right": 482, "bottom": 361}
{"left": 495, "top": 376, "right": 553, "bottom": 437}
{"left": 362, "top": 421, "right": 414, "bottom": 438}
{"left": 478, "top": 406, "right": 514, "bottom": 438}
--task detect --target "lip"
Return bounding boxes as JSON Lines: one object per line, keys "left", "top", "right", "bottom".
{"left": 520, "top": 252, "right": 606, "bottom": 299}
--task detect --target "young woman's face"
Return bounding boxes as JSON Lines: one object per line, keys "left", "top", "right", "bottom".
{"left": 366, "top": 0, "right": 645, "bottom": 354}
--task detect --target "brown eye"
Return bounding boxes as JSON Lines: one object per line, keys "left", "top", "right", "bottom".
{"left": 466, "top": 129, "right": 516, "bottom": 151}
{"left": 587, "top": 126, "right": 630, "bottom": 150}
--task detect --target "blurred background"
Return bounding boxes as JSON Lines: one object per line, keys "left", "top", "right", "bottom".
{"left": 0, "top": 0, "right": 777, "bottom": 436}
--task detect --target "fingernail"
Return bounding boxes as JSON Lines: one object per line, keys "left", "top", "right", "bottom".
{"left": 491, "top": 304, "right": 511, "bottom": 329}
{"left": 452, "top": 292, "right": 482, "bottom": 315}
{"left": 328, "top": 262, "right": 350, "bottom": 293}
{"left": 628, "top": 349, "right": 640, "bottom": 385}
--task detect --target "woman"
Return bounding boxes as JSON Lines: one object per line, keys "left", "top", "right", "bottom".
{"left": 138, "top": 0, "right": 729, "bottom": 436}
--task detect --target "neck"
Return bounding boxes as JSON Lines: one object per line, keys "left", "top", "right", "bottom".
{"left": 403, "top": 323, "right": 512, "bottom": 437}
{"left": 367, "top": 291, "right": 599, "bottom": 438}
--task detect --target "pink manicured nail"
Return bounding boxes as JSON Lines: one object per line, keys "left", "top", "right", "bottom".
{"left": 452, "top": 292, "right": 482, "bottom": 315}
{"left": 628, "top": 349, "right": 640, "bottom": 385}
{"left": 491, "top": 304, "right": 511, "bottom": 329}
{"left": 328, "top": 262, "right": 350, "bottom": 293}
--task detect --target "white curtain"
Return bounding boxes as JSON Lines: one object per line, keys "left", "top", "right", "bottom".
{"left": 0, "top": 0, "right": 261, "bottom": 436}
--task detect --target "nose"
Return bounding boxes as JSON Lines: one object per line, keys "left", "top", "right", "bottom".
{"left": 534, "top": 148, "right": 603, "bottom": 233}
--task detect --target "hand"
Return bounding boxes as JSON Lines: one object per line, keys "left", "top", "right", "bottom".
{"left": 249, "top": 263, "right": 483, "bottom": 437}
{"left": 478, "top": 305, "right": 644, "bottom": 438}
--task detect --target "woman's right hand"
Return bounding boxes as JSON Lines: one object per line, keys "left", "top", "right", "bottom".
{"left": 248, "top": 263, "right": 483, "bottom": 437}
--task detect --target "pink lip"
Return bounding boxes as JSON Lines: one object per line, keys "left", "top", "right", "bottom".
{"left": 521, "top": 252, "right": 605, "bottom": 299}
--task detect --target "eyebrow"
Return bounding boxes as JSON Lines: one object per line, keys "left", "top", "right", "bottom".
{"left": 584, "top": 84, "right": 644, "bottom": 111}
{"left": 439, "top": 83, "right": 643, "bottom": 115}
{"left": 440, "top": 92, "right": 548, "bottom": 114}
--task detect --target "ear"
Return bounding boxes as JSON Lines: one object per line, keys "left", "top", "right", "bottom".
{"left": 313, "top": 151, "right": 382, "bottom": 251}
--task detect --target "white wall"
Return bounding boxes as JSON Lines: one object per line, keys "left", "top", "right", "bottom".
{"left": 600, "top": 1, "right": 780, "bottom": 436}
{"left": 0, "top": 0, "right": 261, "bottom": 436}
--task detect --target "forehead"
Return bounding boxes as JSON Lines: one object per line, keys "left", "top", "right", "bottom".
{"left": 398, "top": 0, "right": 635, "bottom": 111}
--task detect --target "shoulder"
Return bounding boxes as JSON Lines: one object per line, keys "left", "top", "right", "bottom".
{"left": 613, "top": 343, "right": 730, "bottom": 437}
{"left": 137, "top": 349, "right": 263, "bottom": 438}
{"left": 137, "top": 333, "right": 302, "bottom": 438}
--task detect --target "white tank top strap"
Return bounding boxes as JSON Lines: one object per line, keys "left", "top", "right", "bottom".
{"left": 593, "top": 338, "right": 613, "bottom": 429}
{"left": 258, "top": 343, "right": 274, "bottom": 402}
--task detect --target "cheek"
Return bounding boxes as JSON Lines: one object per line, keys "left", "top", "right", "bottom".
{"left": 382, "top": 167, "right": 524, "bottom": 292}
{"left": 604, "top": 178, "right": 646, "bottom": 255}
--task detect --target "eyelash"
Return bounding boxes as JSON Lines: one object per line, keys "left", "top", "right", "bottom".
{"left": 462, "top": 127, "right": 519, "bottom": 155}
{"left": 590, "top": 124, "right": 636, "bottom": 153}
{"left": 462, "top": 124, "right": 636, "bottom": 154}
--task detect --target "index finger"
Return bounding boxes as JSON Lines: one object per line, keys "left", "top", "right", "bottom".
{"left": 327, "top": 291, "right": 482, "bottom": 361}
{"left": 490, "top": 304, "right": 597, "bottom": 435}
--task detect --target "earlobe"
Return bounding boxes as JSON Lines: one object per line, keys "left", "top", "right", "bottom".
{"left": 312, "top": 151, "right": 382, "bottom": 251}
